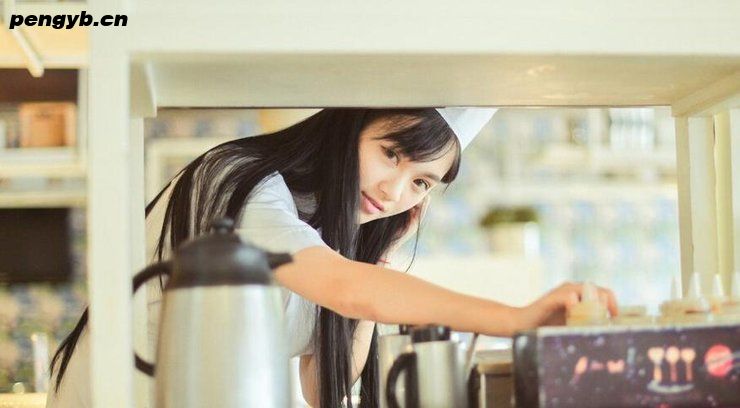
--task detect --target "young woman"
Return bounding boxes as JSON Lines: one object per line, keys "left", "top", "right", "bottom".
{"left": 47, "top": 108, "right": 618, "bottom": 408}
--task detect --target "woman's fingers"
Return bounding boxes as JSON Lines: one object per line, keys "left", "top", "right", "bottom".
{"left": 565, "top": 290, "right": 580, "bottom": 309}
{"left": 528, "top": 282, "right": 620, "bottom": 329}
{"left": 599, "top": 287, "right": 619, "bottom": 317}
{"left": 558, "top": 282, "right": 619, "bottom": 317}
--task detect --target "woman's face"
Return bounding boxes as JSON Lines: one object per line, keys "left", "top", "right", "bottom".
{"left": 357, "top": 118, "right": 457, "bottom": 224}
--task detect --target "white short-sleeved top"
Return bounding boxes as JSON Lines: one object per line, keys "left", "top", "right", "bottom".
{"left": 46, "top": 171, "right": 328, "bottom": 408}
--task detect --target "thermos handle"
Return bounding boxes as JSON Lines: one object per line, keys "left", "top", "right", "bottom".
{"left": 266, "top": 252, "right": 293, "bottom": 270}
{"left": 132, "top": 261, "right": 172, "bottom": 377}
{"left": 386, "top": 352, "right": 418, "bottom": 408}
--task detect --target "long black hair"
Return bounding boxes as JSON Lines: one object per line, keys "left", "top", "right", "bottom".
{"left": 50, "top": 108, "right": 462, "bottom": 407}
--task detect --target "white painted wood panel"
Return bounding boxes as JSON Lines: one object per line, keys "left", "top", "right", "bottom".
{"left": 688, "top": 117, "right": 719, "bottom": 294}
{"left": 88, "top": 22, "right": 133, "bottom": 408}
{"left": 715, "top": 111, "right": 734, "bottom": 291}
{"left": 731, "top": 109, "right": 740, "bottom": 292}
{"left": 674, "top": 117, "right": 693, "bottom": 294}
{"left": 129, "top": 118, "right": 148, "bottom": 408}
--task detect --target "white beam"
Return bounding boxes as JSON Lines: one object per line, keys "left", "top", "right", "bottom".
{"left": 130, "top": 62, "right": 157, "bottom": 118}
{"left": 88, "top": 26, "right": 133, "bottom": 408}
{"left": 675, "top": 116, "right": 720, "bottom": 294}
{"left": 715, "top": 111, "right": 733, "bottom": 292}
{"left": 731, "top": 109, "right": 740, "bottom": 292}
{"left": 77, "top": 68, "right": 89, "bottom": 166}
{"left": 9, "top": 28, "right": 44, "bottom": 77}
{"left": 129, "top": 118, "right": 148, "bottom": 408}
{"left": 675, "top": 117, "right": 694, "bottom": 292}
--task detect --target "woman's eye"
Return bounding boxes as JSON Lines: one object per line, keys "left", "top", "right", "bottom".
{"left": 383, "top": 147, "right": 399, "bottom": 163}
{"left": 414, "top": 179, "right": 431, "bottom": 191}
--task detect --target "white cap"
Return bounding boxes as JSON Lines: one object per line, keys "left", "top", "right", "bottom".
{"left": 436, "top": 107, "right": 498, "bottom": 150}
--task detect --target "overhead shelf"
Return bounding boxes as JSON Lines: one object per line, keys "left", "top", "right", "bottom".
{"left": 120, "top": 1, "right": 740, "bottom": 113}
{"left": 134, "top": 54, "right": 740, "bottom": 110}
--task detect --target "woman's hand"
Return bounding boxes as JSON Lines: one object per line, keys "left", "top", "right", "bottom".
{"left": 516, "top": 282, "right": 619, "bottom": 331}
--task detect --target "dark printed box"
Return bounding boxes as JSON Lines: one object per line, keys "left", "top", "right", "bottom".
{"left": 513, "top": 323, "right": 740, "bottom": 407}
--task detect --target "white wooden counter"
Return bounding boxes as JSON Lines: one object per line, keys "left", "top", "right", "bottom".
{"left": 83, "top": 1, "right": 740, "bottom": 406}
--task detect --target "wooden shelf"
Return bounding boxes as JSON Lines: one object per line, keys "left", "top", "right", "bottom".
{"left": 0, "top": 187, "right": 85, "bottom": 208}
{"left": 0, "top": 147, "right": 85, "bottom": 178}
{"left": 133, "top": 54, "right": 740, "bottom": 110}
{"left": 120, "top": 1, "right": 740, "bottom": 112}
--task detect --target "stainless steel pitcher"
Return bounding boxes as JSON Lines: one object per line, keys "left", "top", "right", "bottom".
{"left": 379, "top": 325, "right": 412, "bottom": 408}
{"left": 132, "top": 218, "right": 293, "bottom": 408}
{"left": 385, "top": 325, "right": 468, "bottom": 408}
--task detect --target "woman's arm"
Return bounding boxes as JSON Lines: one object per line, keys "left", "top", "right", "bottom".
{"left": 276, "top": 246, "right": 504, "bottom": 334}
{"left": 275, "top": 246, "right": 617, "bottom": 337}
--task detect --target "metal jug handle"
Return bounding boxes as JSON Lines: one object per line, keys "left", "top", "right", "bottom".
{"left": 386, "top": 351, "right": 418, "bottom": 408}
{"left": 266, "top": 252, "right": 293, "bottom": 270}
{"left": 132, "top": 261, "right": 172, "bottom": 377}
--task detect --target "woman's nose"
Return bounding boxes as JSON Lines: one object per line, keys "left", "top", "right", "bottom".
{"left": 379, "top": 178, "right": 404, "bottom": 203}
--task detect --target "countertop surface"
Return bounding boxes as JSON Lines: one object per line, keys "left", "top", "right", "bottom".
{"left": 0, "top": 393, "right": 46, "bottom": 408}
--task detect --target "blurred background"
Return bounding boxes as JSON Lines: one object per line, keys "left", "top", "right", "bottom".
{"left": 0, "top": 67, "right": 680, "bottom": 391}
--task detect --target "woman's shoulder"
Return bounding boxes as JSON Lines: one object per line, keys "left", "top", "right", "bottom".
{"left": 246, "top": 171, "right": 299, "bottom": 213}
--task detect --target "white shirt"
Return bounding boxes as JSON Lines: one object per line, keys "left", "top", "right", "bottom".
{"left": 47, "top": 171, "right": 328, "bottom": 408}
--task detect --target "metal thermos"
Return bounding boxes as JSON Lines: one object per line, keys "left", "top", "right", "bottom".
{"left": 386, "top": 325, "right": 468, "bottom": 408}
{"left": 132, "top": 218, "right": 293, "bottom": 407}
{"left": 379, "top": 325, "right": 412, "bottom": 408}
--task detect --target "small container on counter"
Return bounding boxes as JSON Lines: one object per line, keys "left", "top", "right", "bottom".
{"left": 468, "top": 349, "right": 513, "bottom": 408}
{"left": 659, "top": 273, "right": 713, "bottom": 324}
{"left": 566, "top": 282, "right": 609, "bottom": 326}
{"left": 612, "top": 305, "right": 654, "bottom": 326}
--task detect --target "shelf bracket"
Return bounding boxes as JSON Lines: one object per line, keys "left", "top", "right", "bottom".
{"left": 131, "top": 62, "right": 158, "bottom": 118}
{"left": 672, "top": 71, "right": 740, "bottom": 117}
{"left": 3, "top": 0, "right": 45, "bottom": 77}
{"left": 9, "top": 27, "right": 45, "bottom": 77}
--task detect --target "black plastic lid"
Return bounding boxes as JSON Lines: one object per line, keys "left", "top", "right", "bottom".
{"left": 166, "top": 218, "right": 292, "bottom": 289}
{"left": 410, "top": 325, "right": 451, "bottom": 343}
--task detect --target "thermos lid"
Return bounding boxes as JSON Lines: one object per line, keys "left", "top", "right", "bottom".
{"left": 410, "top": 325, "right": 451, "bottom": 343}
{"left": 167, "top": 218, "right": 292, "bottom": 289}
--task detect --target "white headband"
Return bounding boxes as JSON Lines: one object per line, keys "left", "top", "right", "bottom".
{"left": 435, "top": 107, "right": 498, "bottom": 150}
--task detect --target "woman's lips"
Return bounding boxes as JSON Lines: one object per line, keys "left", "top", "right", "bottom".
{"left": 361, "top": 192, "right": 384, "bottom": 214}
